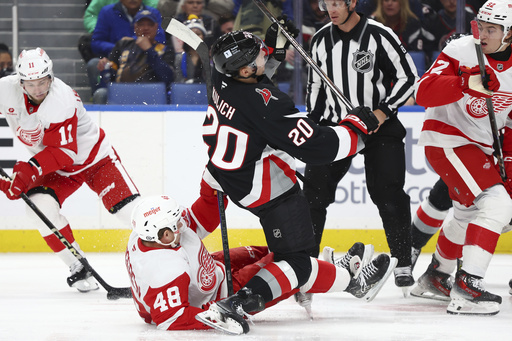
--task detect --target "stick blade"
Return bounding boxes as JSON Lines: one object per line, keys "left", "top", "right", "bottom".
{"left": 166, "top": 18, "right": 202, "bottom": 50}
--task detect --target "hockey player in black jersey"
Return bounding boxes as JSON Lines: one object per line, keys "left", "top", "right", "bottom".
{"left": 196, "top": 24, "right": 396, "bottom": 334}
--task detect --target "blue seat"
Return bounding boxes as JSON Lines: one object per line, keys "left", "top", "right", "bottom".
{"left": 170, "top": 83, "right": 208, "bottom": 105}
{"left": 278, "top": 82, "right": 291, "bottom": 94}
{"left": 107, "top": 82, "right": 167, "bottom": 105}
{"left": 432, "top": 50, "right": 441, "bottom": 62}
{"left": 408, "top": 51, "right": 426, "bottom": 77}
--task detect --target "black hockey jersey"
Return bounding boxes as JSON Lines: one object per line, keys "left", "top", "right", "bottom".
{"left": 202, "top": 68, "right": 364, "bottom": 208}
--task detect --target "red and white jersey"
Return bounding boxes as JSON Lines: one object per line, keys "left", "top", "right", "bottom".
{"left": 125, "top": 224, "right": 226, "bottom": 331}
{"left": 0, "top": 75, "right": 111, "bottom": 175}
{"left": 416, "top": 35, "right": 512, "bottom": 155}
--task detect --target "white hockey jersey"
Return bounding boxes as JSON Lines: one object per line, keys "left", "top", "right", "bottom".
{"left": 125, "top": 225, "right": 227, "bottom": 330}
{"left": 417, "top": 35, "right": 512, "bottom": 155}
{"left": 0, "top": 75, "right": 111, "bottom": 175}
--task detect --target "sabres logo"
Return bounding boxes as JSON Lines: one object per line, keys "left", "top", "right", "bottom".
{"left": 255, "top": 88, "right": 277, "bottom": 106}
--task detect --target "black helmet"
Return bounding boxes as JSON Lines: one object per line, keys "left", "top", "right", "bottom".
{"left": 211, "top": 30, "right": 266, "bottom": 77}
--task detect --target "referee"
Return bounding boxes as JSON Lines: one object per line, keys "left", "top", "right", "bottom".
{"left": 304, "top": 0, "right": 418, "bottom": 288}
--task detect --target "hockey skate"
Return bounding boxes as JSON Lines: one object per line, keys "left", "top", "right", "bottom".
{"left": 293, "top": 291, "right": 313, "bottom": 318}
{"left": 323, "top": 242, "right": 374, "bottom": 278}
{"left": 345, "top": 254, "right": 397, "bottom": 302}
{"left": 196, "top": 288, "right": 265, "bottom": 335}
{"left": 509, "top": 278, "right": 512, "bottom": 295}
{"left": 410, "top": 255, "right": 453, "bottom": 301}
{"left": 67, "top": 261, "right": 99, "bottom": 292}
{"left": 447, "top": 270, "right": 502, "bottom": 316}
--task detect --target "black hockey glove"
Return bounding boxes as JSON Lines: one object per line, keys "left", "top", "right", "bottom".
{"left": 264, "top": 15, "right": 299, "bottom": 62}
{"left": 339, "top": 106, "right": 379, "bottom": 136}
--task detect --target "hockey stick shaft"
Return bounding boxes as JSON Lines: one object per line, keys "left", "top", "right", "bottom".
{"left": 0, "top": 167, "right": 132, "bottom": 299}
{"left": 217, "top": 190, "right": 234, "bottom": 296}
{"left": 252, "top": 0, "right": 354, "bottom": 111}
{"left": 470, "top": 21, "right": 507, "bottom": 181}
{"left": 165, "top": 18, "right": 213, "bottom": 101}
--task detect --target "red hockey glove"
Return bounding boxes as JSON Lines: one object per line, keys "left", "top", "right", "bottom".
{"left": 0, "top": 175, "right": 19, "bottom": 200}
{"left": 339, "top": 106, "right": 379, "bottom": 135}
{"left": 460, "top": 65, "right": 499, "bottom": 98}
{"left": 264, "top": 15, "right": 299, "bottom": 62}
{"left": 9, "top": 161, "right": 41, "bottom": 198}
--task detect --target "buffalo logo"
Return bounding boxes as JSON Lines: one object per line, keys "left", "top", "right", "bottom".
{"left": 352, "top": 49, "right": 374, "bottom": 73}
{"left": 465, "top": 92, "right": 512, "bottom": 119}
{"left": 256, "top": 88, "right": 277, "bottom": 105}
{"left": 16, "top": 123, "right": 43, "bottom": 147}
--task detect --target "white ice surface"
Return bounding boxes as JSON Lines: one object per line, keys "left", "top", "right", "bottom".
{"left": 0, "top": 252, "right": 511, "bottom": 341}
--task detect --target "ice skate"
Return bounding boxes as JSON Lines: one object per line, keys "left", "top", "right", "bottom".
{"left": 345, "top": 254, "right": 397, "bottom": 302}
{"left": 67, "top": 261, "right": 99, "bottom": 292}
{"left": 196, "top": 288, "right": 265, "bottom": 335}
{"left": 293, "top": 291, "right": 313, "bottom": 319}
{"left": 323, "top": 242, "right": 374, "bottom": 278}
{"left": 509, "top": 278, "right": 512, "bottom": 295}
{"left": 410, "top": 255, "right": 452, "bottom": 301}
{"left": 447, "top": 270, "right": 502, "bottom": 316}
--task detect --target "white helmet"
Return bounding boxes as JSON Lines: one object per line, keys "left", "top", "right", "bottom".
{"left": 318, "top": 0, "right": 352, "bottom": 12}
{"left": 478, "top": 1, "right": 512, "bottom": 49}
{"left": 16, "top": 47, "right": 53, "bottom": 81}
{"left": 131, "top": 195, "right": 183, "bottom": 247}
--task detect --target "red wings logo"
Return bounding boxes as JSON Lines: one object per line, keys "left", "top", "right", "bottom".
{"left": 16, "top": 123, "right": 44, "bottom": 147}
{"left": 256, "top": 88, "right": 277, "bottom": 106}
{"left": 465, "top": 92, "right": 512, "bottom": 118}
{"left": 197, "top": 244, "right": 216, "bottom": 292}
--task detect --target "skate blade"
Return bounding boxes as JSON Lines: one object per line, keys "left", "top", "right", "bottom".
{"left": 322, "top": 247, "right": 335, "bottom": 263}
{"left": 195, "top": 305, "right": 248, "bottom": 335}
{"left": 447, "top": 298, "right": 500, "bottom": 316}
{"left": 410, "top": 285, "right": 451, "bottom": 302}
{"left": 364, "top": 256, "right": 398, "bottom": 303}
{"left": 72, "top": 278, "right": 100, "bottom": 293}
{"left": 401, "top": 286, "right": 409, "bottom": 298}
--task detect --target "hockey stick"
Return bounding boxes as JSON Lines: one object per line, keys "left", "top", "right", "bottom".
{"left": 0, "top": 167, "right": 132, "bottom": 300}
{"left": 165, "top": 18, "right": 213, "bottom": 101}
{"left": 217, "top": 190, "right": 234, "bottom": 296}
{"left": 252, "top": 0, "right": 354, "bottom": 111}
{"left": 470, "top": 20, "right": 507, "bottom": 181}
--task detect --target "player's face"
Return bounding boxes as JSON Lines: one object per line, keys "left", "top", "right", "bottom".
{"left": 252, "top": 49, "right": 268, "bottom": 76}
{"left": 478, "top": 21, "right": 511, "bottom": 54}
{"left": 22, "top": 77, "right": 51, "bottom": 104}
{"left": 325, "top": 0, "right": 350, "bottom": 26}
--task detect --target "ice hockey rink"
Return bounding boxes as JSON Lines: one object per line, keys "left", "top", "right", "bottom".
{"left": 0, "top": 252, "right": 511, "bottom": 341}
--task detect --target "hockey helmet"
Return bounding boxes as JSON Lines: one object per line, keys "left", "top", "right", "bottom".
{"left": 16, "top": 48, "right": 53, "bottom": 81}
{"left": 478, "top": 1, "right": 512, "bottom": 50}
{"left": 318, "top": 0, "right": 352, "bottom": 11}
{"left": 211, "top": 30, "right": 268, "bottom": 77}
{"left": 131, "top": 195, "right": 183, "bottom": 247}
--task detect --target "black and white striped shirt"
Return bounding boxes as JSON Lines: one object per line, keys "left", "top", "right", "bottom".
{"left": 306, "top": 14, "right": 418, "bottom": 124}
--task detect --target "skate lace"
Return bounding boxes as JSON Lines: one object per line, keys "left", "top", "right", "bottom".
{"left": 358, "top": 261, "right": 378, "bottom": 288}
{"left": 335, "top": 254, "right": 351, "bottom": 270}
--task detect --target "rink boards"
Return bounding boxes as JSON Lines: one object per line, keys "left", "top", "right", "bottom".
{"left": 1, "top": 105, "right": 511, "bottom": 253}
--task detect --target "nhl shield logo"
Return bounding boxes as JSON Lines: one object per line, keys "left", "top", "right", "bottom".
{"left": 352, "top": 49, "right": 374, "bottom": 73}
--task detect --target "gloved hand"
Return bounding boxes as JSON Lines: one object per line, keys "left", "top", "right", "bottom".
{"left": 264, "top": 15, "right": 299, "bottom": 62}
{"left": 9, "top": 161, "right": 40, "bottom": 198}
{"left": 0, "top": 175, "right": 19, "bottom": 200}
{"left": 339, "top": 106, "right": 380, "bottom": 135}
{"left": 460, "top": 65, "right": 500, "bottom": 98}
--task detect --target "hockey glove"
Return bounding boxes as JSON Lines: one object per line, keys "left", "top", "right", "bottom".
{"left": 9, "top": 160, "right": 41, "bottom": 198}
{"left": 0, "top": 175, "right": 18, "bottom": 200}
{"left": 264, "top": 15, "right": 299, "bottom": 62}
{"left": 460, "top": 65, "right": 499, "bottom": 98}
{"left": 339, "top": 106, "right": 380, "bottom": 136}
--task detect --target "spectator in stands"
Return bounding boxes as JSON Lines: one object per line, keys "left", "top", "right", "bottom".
{"left": 173, "top": 18, "right": 207, "bottom": 84}
{"left": 92, "top": 10, "right": 174, "bottom": 104}
{"left": 79, "top": 0, "right": 159, "bottom": 63}
{"left": 422, "top": 0, "right": 474, "bottom": 56}
{"left": 232, "top": 0, "right": 293, "bottom": 39}
{"left": 218, "top": 13, "right": 235, "bottom": 34}
{"left": 86, "top": 0, "right": 166, "bottom": 97}
{"left": 357, "top": 0, "right": 423, "bottom": 19}
{"left": 372, "top": 0, "right": 425, "bottom": 52}
{"left": 204, "top": 0, "right": 234, "bottom": 20}
{"left": 175, "top": 0, "right": 221, "bottom": 47}
{"left": 0, "top": 44, "right": 13, "bottom": 79}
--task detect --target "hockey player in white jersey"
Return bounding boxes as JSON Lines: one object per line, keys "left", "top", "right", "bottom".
{"left": 125, "top": 189, "right": 397, "bottom": 335}
{"left": 413, "top": 1, "right": 512, "bottom": 315}
{"left": 0, "top": 48, "right": 141, "bottom": 292}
